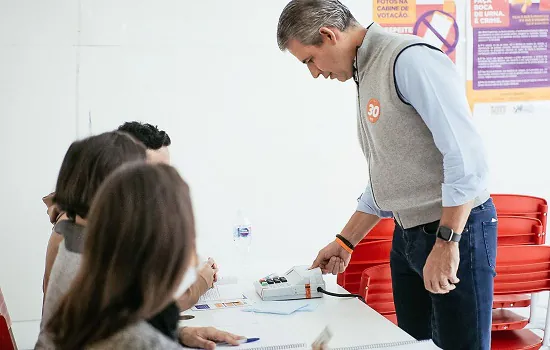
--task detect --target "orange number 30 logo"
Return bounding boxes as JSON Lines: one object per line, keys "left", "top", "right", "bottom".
{"left": 367, "top": 99, "right": 381, "bottom": 123}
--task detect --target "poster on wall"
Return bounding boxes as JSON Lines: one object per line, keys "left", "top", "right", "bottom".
{"left": 372, "top": 0, "right": 461, "bottom": 63}
{"left": 466, "top": 0, "right": 550, "bottom": 115}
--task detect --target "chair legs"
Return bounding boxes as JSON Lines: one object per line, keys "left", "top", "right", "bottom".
{"left": 543, "top": 292, "right": 550, "bottom": 346}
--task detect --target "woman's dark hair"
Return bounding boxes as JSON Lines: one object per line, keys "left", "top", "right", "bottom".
{"left": 117, "top": 121, "right": 171, "bottom": 150}
{"left": 47, "top": 162, "right": 196, "bottom": 349}
{"left": 53, "top": 131, "right": 147, "bottom": 220}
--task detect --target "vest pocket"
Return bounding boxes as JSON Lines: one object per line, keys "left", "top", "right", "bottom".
{"left": 482, "top": 221, "right": 498, "bottom": 276}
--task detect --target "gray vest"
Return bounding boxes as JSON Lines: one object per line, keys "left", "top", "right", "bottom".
{"left": 356, "top": 23, "right": 487, "bottom": 229}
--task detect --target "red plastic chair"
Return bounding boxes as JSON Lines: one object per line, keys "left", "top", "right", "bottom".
{"left": 360, "top": 264, "right": 393, "bottom": 311}
{"left": 358, "top": 264, "right": 524, "bottom": 331}
{"left": 492, "top": 194, "right": 548, "bottom": 241}
{"left": 491, "top": 330, "right": 543, "bottom": 350}
{"left": 360, "top": 245, "right": 550, "bottom": 349}
{"left": 359, "top": 264, "right": 516, "bottom": 331}
{"left": 356, "top": 261, "right": 529, "bottom": 311}
{"left": 498, "top": 216, "right": 544, "bottom": 245}
{"left": 337, "top": 219, "right": 394, "bottom": 289}
{"left": 0, "top": 288, "right": 15, "bottom": 350}
{"left": 493, "top": 195, "right": 549, "bottom": 327}
{"left": 359, "top": 264, "right": 396, "bottom": 325}
{"left": 0, "top": 288, "right": 10, "bottom": 329}
{"left": 492, "top": 215, "right": 544, "bottom": 312}
{"left": 490, "top": 245, "right": 550, "bottom": 349}
{"left": 0, "top": 316, "right": 14, "bottom": 350}
{"left": 338, "top": 217, "right": 535, "bottom": 304}
{"left": 493, "top": 294, "right": 531, "bottom": 309}
{"left": 337, "top": 240, "right": 392, "bottom": 294}
{"left": 361, "top": 218, "right": 395, "bottom": 242}
{"left": 493, "top": 216, "right": 542, "bottom": 310}
{"left": 338, "top": 217, "right": 538, "bottom": 302}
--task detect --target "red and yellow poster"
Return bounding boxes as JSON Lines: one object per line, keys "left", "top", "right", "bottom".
{"left": 373, "top": 0, "right": 460, "bottom": 62}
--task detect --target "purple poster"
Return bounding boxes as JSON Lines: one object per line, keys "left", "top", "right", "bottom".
{"left": 471, "top": 0, "right": 550, "bottom": 90}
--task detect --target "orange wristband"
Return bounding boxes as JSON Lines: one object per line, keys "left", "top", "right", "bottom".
{"left": 335, "top": 237, "right": 354, "bottom": 254}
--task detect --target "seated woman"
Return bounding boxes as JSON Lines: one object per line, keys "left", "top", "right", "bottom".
{"left": 43, "top": 122, "right": 219, "bottom": 311}
{"left": 45, "top": 162, "right": 242, "bottom": 348}
{"left": 36, "top": 131, "right": 148, "bottom": 348}
{"left": 40, "top": 132, "right": 147, "bottom": 300}
{"left": 37, "top": 132, "right": 241, "bottom": 349}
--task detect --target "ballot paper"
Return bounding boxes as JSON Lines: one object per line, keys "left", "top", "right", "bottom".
{"left": 191, "top": 279, "right": 249, "bottom": 311}
{"left": 242, "top": 300, "right": 318, "bottom": 315}
{"left": 199, "top": 284, "right": 245, "bottom": 302}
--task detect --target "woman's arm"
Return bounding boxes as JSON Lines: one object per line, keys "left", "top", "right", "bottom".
{"left": 176, "top": 276, "right": 209, "bottom": 311}
{"left": 43, "top": 211, "right": 69, "bottom": 301}
{"left": 42, "top": 230, "right": 63, "bottom": 300}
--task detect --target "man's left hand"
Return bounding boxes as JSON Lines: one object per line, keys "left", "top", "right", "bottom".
{"left": 423, "top": 240, "right": 460, "bottom": 294}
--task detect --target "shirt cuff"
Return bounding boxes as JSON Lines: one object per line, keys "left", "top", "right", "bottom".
{"left": 441, "top": 174, "right": 487, "bottom": 207}
{"left": 356, "top": 187, "right": 394, "bottom": 218}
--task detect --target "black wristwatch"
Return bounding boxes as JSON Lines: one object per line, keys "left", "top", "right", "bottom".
{"left": 436, "top": 226, "right": 461, "bottom": 243}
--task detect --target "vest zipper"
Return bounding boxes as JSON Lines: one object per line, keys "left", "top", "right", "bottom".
{"left": 354, "top": 51, "right": 382, "bottom": 213}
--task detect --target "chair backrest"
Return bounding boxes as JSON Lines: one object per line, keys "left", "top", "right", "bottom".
{"left": 0, "top": 288, "right": 10, "bottom": 330}
{"left": 361, "top": 218, "right": 395, "bottom": 242}
{"left": 492, "top": 194, "right": 548, "bottom": 240}
{"left": 0, "top": 287, "right": 14, "bottom": 350}
{"left": 497, "top": 216, "right": 544, "bottom": 245}
{"left": 360, "top": 264, "right": 394, "bottom": 315}
{"left": 337, "top": 240, "right": 392, "bottom": 294}
{"left": 358, "top": 246, "right": 550, "bottom": 316}
{"left": 0, "top": 316, "right": 14, "bottom": 350}
{"left": 495, "top": 245, "right": 550, "bottom": 295}
{"left": 338, "top": 220, "right": 393, "bottom": 290}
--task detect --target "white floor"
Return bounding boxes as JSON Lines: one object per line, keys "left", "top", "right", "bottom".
{"left": 10, "top": 293, "right": 550, "bottom": 349}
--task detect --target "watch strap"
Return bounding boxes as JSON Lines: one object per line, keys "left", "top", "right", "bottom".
{"left": 436, "top": 226, "right": 462, "bottom": 242}
{"left": 448, "top": 232, "right": 461, "bottom": 242}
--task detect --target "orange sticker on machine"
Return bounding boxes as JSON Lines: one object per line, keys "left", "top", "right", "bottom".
{"left": 305, "top": 283, "right": 311, "bottom": 299}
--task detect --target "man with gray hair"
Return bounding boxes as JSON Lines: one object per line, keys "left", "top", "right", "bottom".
{"left": 277, "top": 1, "right": 496, "bottom": 349}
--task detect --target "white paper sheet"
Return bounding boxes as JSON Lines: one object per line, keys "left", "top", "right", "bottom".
{"left": 198, "top": 284, "right": 246, "bottom": 302}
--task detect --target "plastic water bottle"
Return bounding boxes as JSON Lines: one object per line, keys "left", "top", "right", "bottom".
{"left": 233, "top": 210, "right": 252, "bottom": 266}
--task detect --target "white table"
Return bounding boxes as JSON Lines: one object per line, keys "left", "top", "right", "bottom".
{"left": 179, "top": 273, "right": 414, "bottom": 349}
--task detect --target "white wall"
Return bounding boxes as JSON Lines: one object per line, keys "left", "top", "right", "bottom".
{"left": 0, "top": 0, "right": 79, "bottom": 325}
{"left": 74, "top": 0, "right": 373, "bottom": 278}
{"left": 0, "top": 0, "right": 548, "bottom": 347}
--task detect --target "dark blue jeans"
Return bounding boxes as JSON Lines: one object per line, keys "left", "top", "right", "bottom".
{"left": 390, "top": 198, "right": 497, "bottom": 350}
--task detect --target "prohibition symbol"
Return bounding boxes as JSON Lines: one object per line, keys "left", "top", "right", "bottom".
{"left": 413, "top": 10, "right": 459, "bottom": 55}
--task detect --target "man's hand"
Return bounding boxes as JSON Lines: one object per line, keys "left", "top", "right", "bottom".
{"left": 199, "top": 258, "right": 219, "bottom": 288}
{"left": 310, "top": 211, "right": 379, "bottom": 275}
{"left": 179, "top": 326, "right": 243, "bottom": 350}
{"left": 311, "top": 240, "right": 351, "bottom": 275}
{"left": 423, "top": 201, "right": 472, "bottom": 293}
{"left": 423, "top": 240, "right": 460, "bottom": 294}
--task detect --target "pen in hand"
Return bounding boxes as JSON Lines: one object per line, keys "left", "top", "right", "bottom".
{"left": 217, "top": 337, "right": 260, "bottom": 346}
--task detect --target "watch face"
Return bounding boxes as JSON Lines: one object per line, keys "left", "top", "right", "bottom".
{"left": 438, "top": 227, "right": 453, "bottom": 240}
